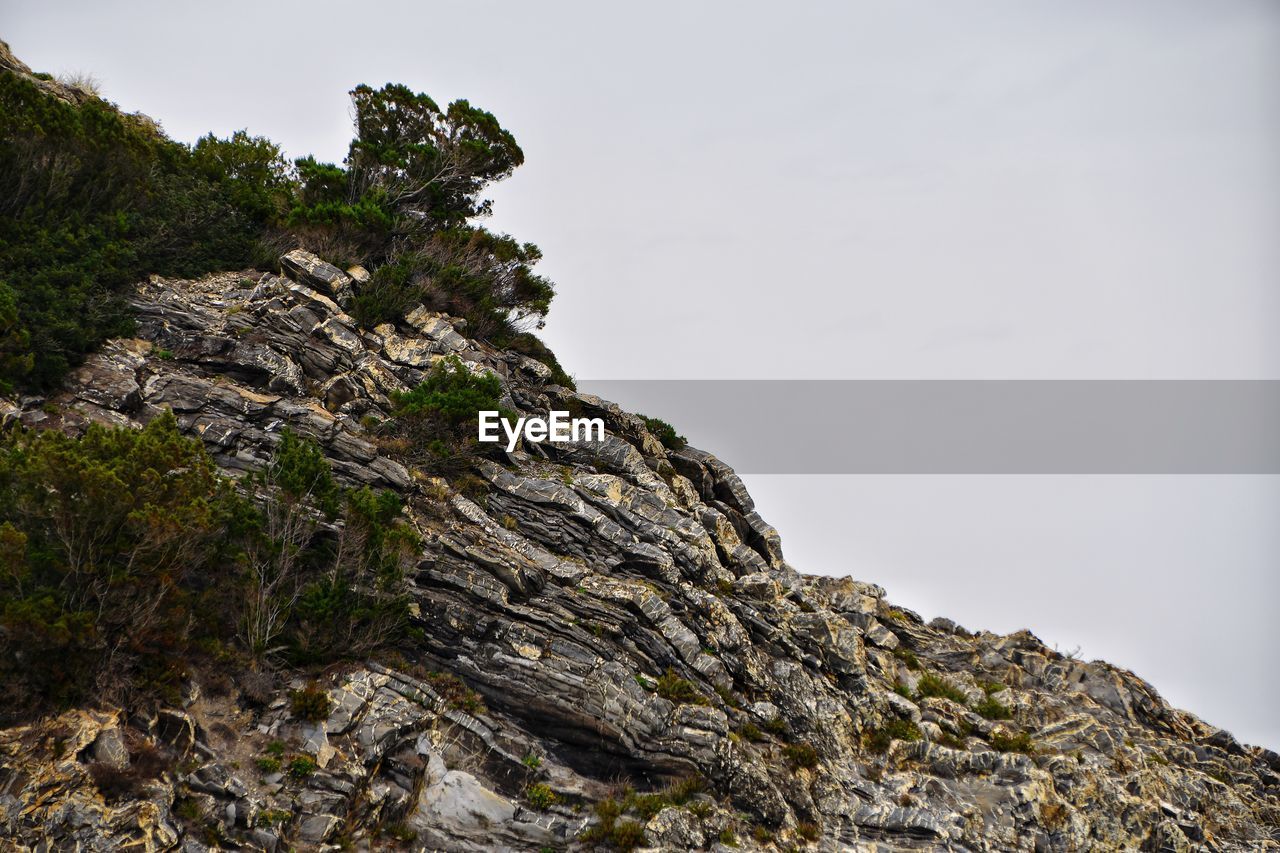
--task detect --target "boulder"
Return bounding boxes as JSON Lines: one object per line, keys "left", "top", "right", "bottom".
{"left": 280, "top": 249, "right": 354, "bottom": 305}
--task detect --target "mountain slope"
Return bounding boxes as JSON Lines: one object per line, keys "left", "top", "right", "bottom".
{"left": 0, "top": 256, "right": 1276, "bottom": 851}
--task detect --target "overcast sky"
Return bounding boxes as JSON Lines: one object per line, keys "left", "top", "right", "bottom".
{"left": 6, "top": 1, "right": 1278, "bottom": 747}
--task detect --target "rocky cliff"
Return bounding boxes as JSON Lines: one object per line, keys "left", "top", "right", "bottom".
{"left": 0, "top": 255, "right": 1277, "bottom": 852}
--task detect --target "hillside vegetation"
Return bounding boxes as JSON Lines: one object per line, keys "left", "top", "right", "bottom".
{"left": 0, "top": 41, "right": 561, "bottom": 393}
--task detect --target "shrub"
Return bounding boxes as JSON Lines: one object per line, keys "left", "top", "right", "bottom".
{"left": 763, "top": 715, "right": 788, "bottom": 736}
{"left": 421, "top": 670, "right": 486, "bottom": 714}
{"left": 866, "top": 719, "right": 922, "bottom": 754}
{"left": 637, "top": 415, "right": 686, "bottom": 451}
{"left": 86, "top": 742, "right": 170, "bottom": 802}
{"left": 974, "top": 695, "right": 1013, "bottom": 721}
{"left": 288, "top": 683, "right": 332, "bottom": 721}
{"left": 607, "top": 821, "right": 646, "bottom": 852}
{"left": 258, "top": 808, "right": 293, "bottom": 826}
{"left": 88, "top": 762, "right": 146, "bottom": 802}
{"left": 623, "top": 776, "right": 705, "bottom": 820}
{"left": 916, "top": 673, "right": 968, "bottom": 705}
{"left": 783, "top": 742, "right": 820, "bottom": 769}
{"left": 988, "top": 729, "right": 1035, "bottom": 754}
{"left": 287, "top": 754, "right": 318, "bottom": 778}
{"left": 384, "top": 357, "right": 511, "bottom": 476}
{"left": 255, "top": 756, "right": 281, "bottom": 773}
{"left": 240, "top": 431, "right": 416, "bottom": 664}
{"left": 393, "top": 356, "right": 505, "bottom": 425}
{"left": 0, "top": 412, "right": 233, "bottom": 719}
{"left": 580, "top": 798, "right": 647, "bottom": 851}
{"left": 892, "top": 646, "right": 921, "bottom": 670}
{"left": 655, "top": 668, "right": 708, "bottom": 706}
{"left": 0, "top": 56, "right": 558, "bottom": 392}
{"left": 525, "top": 783, "right": 558, "bottom": 809}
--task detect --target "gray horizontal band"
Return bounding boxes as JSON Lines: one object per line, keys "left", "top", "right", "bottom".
{"left": 578, "top": 380, "right": 1280, "bottom": 474}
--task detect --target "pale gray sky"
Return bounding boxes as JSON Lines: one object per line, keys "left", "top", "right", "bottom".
{"left": 6, "top": 1, "right": 1278, "bottom": 746}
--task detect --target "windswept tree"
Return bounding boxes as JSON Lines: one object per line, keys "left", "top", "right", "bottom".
{"left": 347, "top": 84, "right": 524, "bottom": 227}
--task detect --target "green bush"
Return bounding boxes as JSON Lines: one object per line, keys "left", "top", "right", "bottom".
{"left": 638, "top": 415, "right": 686, "bottom": 451}
{"left": 287, "top": 754, "right": 318, "bottom": 778}
{"left": 525, "top": 783, "right": 559, "bottom": 809}
{"left": 783, "top": 742, "right": 820, "bottom": 769}
{"left": 865, "top": 719, "right": 922, "bottom": 754}
{"left": 0, "top": 412, "right": 417, "bottom": 723}
{"left": 580, "top": 798, "right": 648, "bottom": 852}
{"left": 0, "top": 411, "right": 232, "bottom": 718}
{"left": 916, "top": 673, "right": 968, "bottom": 704}
{"left": 289, "top": 683, "right": 332, "bottom": 722}
{"left": 655, "top": 667, "right": 708, "bottom": 706}
{"left": 974, "top": 695, "right": 1013, "bottom": 720}
{"left": 0, "top": 57, "right": 558, "bottom": 392}
{"left": 988, "top": 729, "right": 1035, "bottom": 754}
{"left": 892, "top": 646, "right": 921, "bottom": 670}
{"left": 392, "top": 356, "right": 505, "bottom": 426}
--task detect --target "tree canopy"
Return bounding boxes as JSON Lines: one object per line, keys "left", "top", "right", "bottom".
{"left": 0, "top": 64, "right": 565, "bottom": 393}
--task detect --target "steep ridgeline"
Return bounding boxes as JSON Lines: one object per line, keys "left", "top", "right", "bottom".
{"left": 0, "top": 255, "right": 1277, "bottom": 852}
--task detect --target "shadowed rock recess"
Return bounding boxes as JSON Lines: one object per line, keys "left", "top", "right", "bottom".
{"left": 0, "top": 258, "right": 1277, "bottom": 852}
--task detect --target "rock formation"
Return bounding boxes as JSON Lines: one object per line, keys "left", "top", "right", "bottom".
{"left": 0, "top": 256, "right": 1277, "bottom": 851}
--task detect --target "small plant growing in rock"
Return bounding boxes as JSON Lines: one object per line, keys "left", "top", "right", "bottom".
{"left": 607, "top": 820, "right": 646, "bottom": 852}
{"left": 783, "top": 742, "right": 820, "bottom": 769}
{"left": 289, "top": 683, "right": 332, "bottom": 722}
{"left": 974, "top": 695, "right": 1012, "bottom": 720}
{"left": 916, "top": 673, "right": 968, "bottom": 705}
{"left": 655, "top": 668, "right": 708, "bottom": 706}
{"left": 865, "top": 719, "right": 922, "bottom": 754}
{"left": 718, "top": 827, "right": 738, "bottom": 846}
{"left": 525, "top": 783, "right": 559, "bottom": 809}
{"left": 255, "top": 756, "right": 281, "bottom": 773}
{"left": 892, "top": 646, "right": 921, "bottom": 669}
{"left": 580, "top": 798, "right": 647, "bottom": 851}
{"left": 522, "top": 753, "right": 541, "bottom": 769}
{"left": 173, "top": 797, "right": 202, "bottom": 821}
{"left": 752, "top": 825, "right": 774, "bottom": 842}
{"left": 287, "top": 754, "right": 318, "bottom": 778}
{"left": 763, "top": 715, "right": 788, "bottom": 736}
{"left": 687, "top": 800, "right": 713, "bottom": 818}
{"left": 988, "top": 729, "right": 1035, "bottom": 754}
{"left": 422, "top": 671, "right": 486, "bottom": 714}
{"left": 796, "top": 820, "right": 821, "bottom": 842}
{"left": 258, "top": 808, "right": 293, "bottom": 826}
{"left": 382, "top": 821, "right": 418, "bottom": 843}
{"left": 265, "top": 740, "right": 287, "bottom": 757}
{"left": 738, "top": 722, "right": 766, "bottom": 742}
{"left": 501, "top": 514, "right": 518, "bottom": 530}
{"left": 714, "top": 684, "right": 741, "bottom": 708}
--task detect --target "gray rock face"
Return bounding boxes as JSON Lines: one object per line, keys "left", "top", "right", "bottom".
{"left": 279, "top": 249, "right": 354, "bottom": 306}
{"left": 1, "top": 259, "right": 1277, "bottom": 851}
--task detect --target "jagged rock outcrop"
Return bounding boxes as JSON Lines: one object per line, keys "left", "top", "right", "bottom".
{"left": 1, "top": 254, "right": 1277, "bottom": 851}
